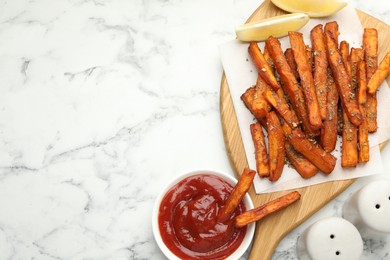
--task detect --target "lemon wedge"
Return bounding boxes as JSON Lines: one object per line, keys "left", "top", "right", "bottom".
{"left": 271, "top": 0, "right": 347, "bottom": 18}
{"left": 235, "top": 13, "right": 309, "bottom": 42}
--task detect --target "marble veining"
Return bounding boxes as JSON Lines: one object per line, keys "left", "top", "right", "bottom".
{"left": 0, "top": 0, "right": 389, "bottom": 259}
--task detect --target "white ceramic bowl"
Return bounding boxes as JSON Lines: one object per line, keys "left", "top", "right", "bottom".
{"left": 152, "top": 169, "right": 255, "bottom": 260}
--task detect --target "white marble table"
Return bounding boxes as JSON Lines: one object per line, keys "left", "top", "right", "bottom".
{"left": 0, "top": 0, "right": 389, "bottom": 259}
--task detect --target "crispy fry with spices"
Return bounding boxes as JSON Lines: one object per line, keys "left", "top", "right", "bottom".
{"left": 284, "top": 48, "right": 299, "bottom": 80}
{"left": 253, "top": 75, "right": 272, "bottom": 116}
{"left": 339, "top": 40, "right": 358, "bottom": 168}
{"left": 289, "top": 31, "right": 322, "bottom": 129}
{"left": 263, "top": 44, "right": 275, "bottom": 74}
{"left": 310, "top": 24, "right": 328, "bottom": 120}
{"left": 218, "top": 168, "right": 256, "bottom": 222}
{"left": 363, "top": 28, "right": 378, "bottom": 132}
{"left": 341, "top": 108, "right": 358, "bottom": 167}
{"left": 356, "top": 60, "right": 367, "bottom": 106}
{"left": 266, "top": 111, "right": 285, "bottom": 182}
{"left": 340, "top": 41, "right": 352, "bottom": 76}
{"left": 250, "top": 122, "right": 270, "bottom": 177}
{"left": 241, "top": 83, "right": 270, "bottom": 120}
{"left": 350, "top": 48, "right": 368, "bottom": 162}
{"left": 325, "top": 22, "right": 362, "bottom": 127}
{"left": 249, "top": 42, "right": 281, "bottom": 91}
{"left": 285, "top": 142, "right": 318, "bottom": 179}
{"left": 320, "top": 67, "right": 339, "bottom": 152}
{"left": 306, "top": 45, "right": 314, "bottom": 73}
{"left": 357, "top": 61, "right": 370, "bottom": 162}
{"left": 367, "top": 51, "right": 390, "bottom": 94}
{"left": 235, "top": 191, "right": 301, "bottom": 228}
{"left": 324, "top": 21, "right": 339, "bottom": 44}
{"left": 350, "top": 48, "right": 364, "bottom": 91}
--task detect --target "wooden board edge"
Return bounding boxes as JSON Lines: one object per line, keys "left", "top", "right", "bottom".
{"left": 220, "top": 73, "right": 248, "bottom": 176}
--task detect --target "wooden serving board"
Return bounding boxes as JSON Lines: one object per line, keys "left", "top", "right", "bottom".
{"left": 220, "top": 1, "right": 390, "bottom": 259}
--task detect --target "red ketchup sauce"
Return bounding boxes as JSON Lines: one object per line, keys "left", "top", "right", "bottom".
{"left": 158, "top": 174, "right": 247, "bottom": 259}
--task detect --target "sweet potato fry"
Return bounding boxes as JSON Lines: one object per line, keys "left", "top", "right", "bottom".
{"left": 350, "top": 48, "right": 364, "bottom": 91}
{"left": 340, "top": 41, "right": 351, "bottom": 77}
{"left": 339, "top": 41, "right": 351, "bottom": 77}
{"left": 364, "top": 28, "right": 379, "bottom": 81}
{"left": 263, "top": 44, "right": 275, "bottom": 75}
{"left": 324, "top": 22, "right": 339, "bottom": 45}
{"left": 218, "top": 168, "right": 256, "bottom": 222}
{"left": 310, "top": 24, "right": 328, "bottom": 120}
{"left": 357, "top": 61, "right": 370, "bottom": 163}
{"left": 266, "top": 111, "right": 285, "bottom": 182}
{"left": 241, "top": 84, "right": 270, "bottom": 120}
{"left": 289, "top": 31, "right": 322, "bottom": 129}
{"left": 241, "top": 86, "right": 255, "bottom": 108}
{"left": 250, "top": 123, "right": 270, "bottom": 177}
{"left": 284, "top": 48, "right": 299, "bottom": 80}
{"left": 341, "top": 108, "right": 358, "bottom": 167}
{"left": 356, "top": 62, "right": 367, "bottom": 105}
{"left": 285, "top": 142, "right": 318, "bottom": 178}
{"left": 235, "top": 191, "right": 301, "bottom": 228}
{"left": 262, "top": 82, "right": 299, "bottom": 129}
{"left": 282, "top": 122, "right": 337, "bottom": 174}
{"left": 350, "top": 48, "right": 365, "bottom": 105}
{"left": 366, "top": 93, "right": 378, "bottom": 132}
{"left": 339, "top": 40, "right": 358, "bottom": 168}
{"left": 266, "top": 36, "right": 319, "bottom": 137}
{"left": 253, "top": 75, "right": 272, "bottom": 117}
{"left": 306, "top": 45, "right": 314, "bottom": 73}
{"left": 339, "top": 42, "right": 358, "bottom": 158}
{"left": 367, "top": 51, "right": 390, "bottom": 94}
{"left": 251, "top": 96, "right": 271, "bottom": 119}
{"left": 325, "top": 23, "right": 362, "bottom": 127}
{"left": 241, "top": 86, "right": 258, "bottom": 117}
{"left": 325, "top": 22, "right": 343, "bottom": 136}
{"left": 363, "top": 28, "right": 378, "bottom": 132}
{"left": 249, "top": 42, "right": 281, "bottom": 91}
{"left": 320, "top": 68, "right": 339, "bottom": 152}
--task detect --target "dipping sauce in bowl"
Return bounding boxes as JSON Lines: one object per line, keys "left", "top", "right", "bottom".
{"left": 152, "top": 170, "right": 255, "bottom": 260}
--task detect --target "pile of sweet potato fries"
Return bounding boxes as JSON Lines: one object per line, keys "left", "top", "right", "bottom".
{"left": 241, "top": 21, "right": 390, "bottom": 182}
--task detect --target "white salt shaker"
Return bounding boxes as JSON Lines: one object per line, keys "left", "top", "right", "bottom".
{"left": 343, "top": 180, "right": 390, "bottom": 237}
{"left": 297, "top": 217, "right": 363, "bottom": 260}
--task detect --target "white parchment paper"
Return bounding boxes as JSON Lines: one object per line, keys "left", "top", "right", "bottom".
{"left": 220, "top": 5, "right": 389, "bottom": 193}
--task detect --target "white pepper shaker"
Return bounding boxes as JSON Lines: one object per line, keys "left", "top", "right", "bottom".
{"left": 343, "top": 179, "right": 390, "bottom": 237}
{"left": 297, "top": 217, "right": 363, "bottom": 260}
